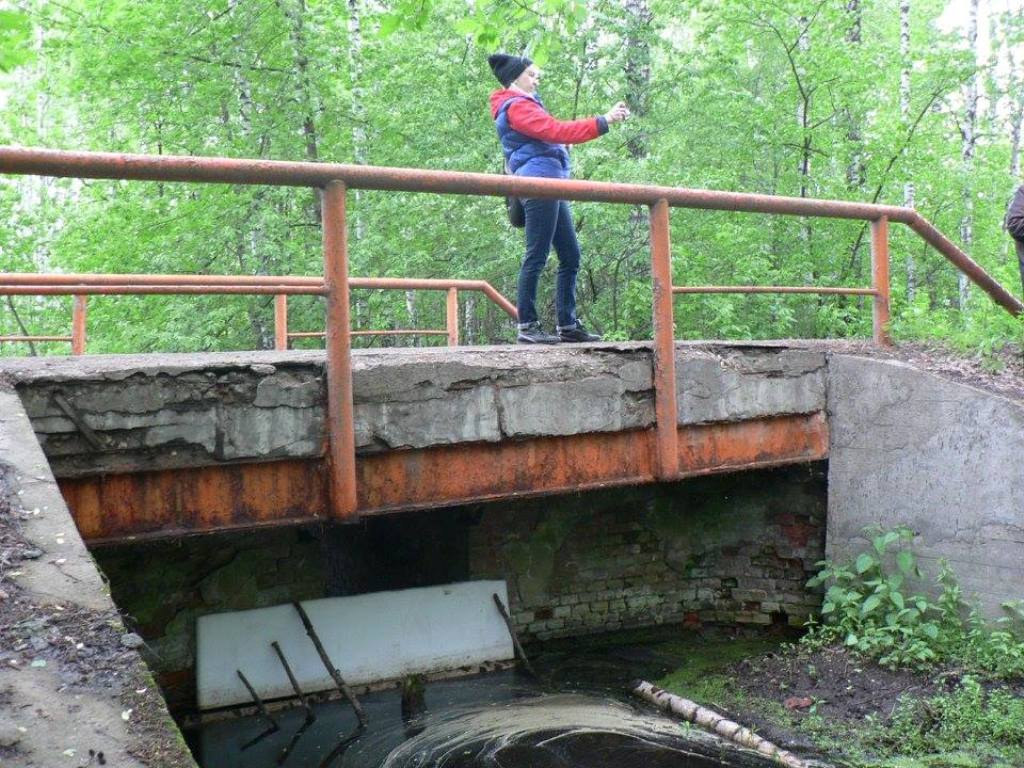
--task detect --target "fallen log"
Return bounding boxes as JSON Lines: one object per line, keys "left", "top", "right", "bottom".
{"left": 632, "top": 680, "right": 808, "bottom": 768}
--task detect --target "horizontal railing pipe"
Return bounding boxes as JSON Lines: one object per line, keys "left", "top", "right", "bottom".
{"left": 906, "top": 212, "right": 1023, "bottom": 316}
{"left": 673, "top": 286, "right": 878, "bottom": 296}
{"left": 0, "top": 147, "right": 914, "bottom": 221}
{"left": 0, "top": 285, "right": 328, "bottom": 296}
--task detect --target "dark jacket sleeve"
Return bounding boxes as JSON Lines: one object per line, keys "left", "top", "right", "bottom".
{"left": 1007, "top": 186, "right": 1024, "bottom": 241}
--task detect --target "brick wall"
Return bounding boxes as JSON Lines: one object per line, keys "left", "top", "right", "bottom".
{"left": 468, "top": 464, "right": 826, "bottom": 640}
{"left": 93, "top": 464, "right": 826, "bottom": 712}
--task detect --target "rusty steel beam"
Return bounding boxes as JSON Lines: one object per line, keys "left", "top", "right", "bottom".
{"left": 0, "top": 146, "right": 914, "bottom": 221}
{"left": 0, "top": 285, "right": 327, "bottom": 296}
{"left": 1, "top": 147, "right": 1017, "bottom": 317}
{"left": 59, "top": 459, "right": 327, "bottom": 542}
{"left": 447, "top": 288, "right": 459, "bottom": 347}
{"left": 288, "top": 330, "right": 449, "bottom": 338}
{"left": 673, "top": 285, "right": 877, "bottom": 296}
{"left": 71, "top": 295, "right": 87, "bottom": 355}
{"left": 0, "top": 273, "right": 518, "bottom": 318}
{"left": 322, "top": 181, "right": 358, "bottom": 520}
{"left": 274, "top": 294, "right": 288, "bottom": 351}
{"left": 0, "top": 272, "right": 324, "bottom": 286}
{"left": 60, "top": 414, "right": 829, "bottom": 544}
{"left": 870, "top": 217, "right": 892, "bottom": 346}
{"left": 649, "top": 200, "right": 680, "bottom": 480}
{"left": 905, "top": 212, "right": 1024, "bottom": 316}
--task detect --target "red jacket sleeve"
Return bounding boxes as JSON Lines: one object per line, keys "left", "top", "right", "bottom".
{"left": 507, "top": 99, "right": 606, "bottom": 144}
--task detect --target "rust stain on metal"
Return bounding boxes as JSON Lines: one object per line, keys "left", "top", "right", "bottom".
{"left": 676, "top": 412, "right": 829, "bottom": 474}
{"left": 356, "top": 430, "right": 656, "bottom": 512}
{"left": 60, "top": 414, "right": 828, "bottom": 544}
{"left": 60, "top": 459, "right": 327, "bottom": 542}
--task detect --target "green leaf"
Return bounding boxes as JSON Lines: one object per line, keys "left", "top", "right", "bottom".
{"left": 896, "top": 550, "right": 915, "bottom": 575}
{"left": 890, "top": 592, "right": 905, "bottom": 610}
{"left": 921, "top": 623, "right": 940, "bottom": 640}
{"left": 862, "top": 594, "right": 882, "bottom": 615}
{"left": 856, "top": 553, "right": 876, "bottom": 574}
{"left": 845, "top": 632, "right": 859, "bottom": 647}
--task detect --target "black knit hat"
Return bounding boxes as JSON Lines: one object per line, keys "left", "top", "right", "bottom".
{"left": 488, "top": 53, "right": 532, "bottom": 87}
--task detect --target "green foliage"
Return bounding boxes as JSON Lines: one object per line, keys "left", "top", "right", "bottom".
{"left": 0, "top": 8, "right": 31, "bottom": 72}
{"left": 3, "top": 0, "right": 1024, "bottom": 354}
{"left": 805, "top": 527, "right": 1024, "bottom": 677}
{"left": 873, "top": 677, "right": 1024, "bottom": 765}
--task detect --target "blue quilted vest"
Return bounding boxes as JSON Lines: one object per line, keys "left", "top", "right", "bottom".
{"left": 495, "top": 95, "right": 570, "bottom": 179}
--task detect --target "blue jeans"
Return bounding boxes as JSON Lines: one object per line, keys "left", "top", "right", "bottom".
{"left": 517, "top": 198, "right": 580, "bottom": 329}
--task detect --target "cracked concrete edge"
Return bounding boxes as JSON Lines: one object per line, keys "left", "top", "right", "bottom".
{"left": 0, "top": 382, "right": 196, "bottom": 768}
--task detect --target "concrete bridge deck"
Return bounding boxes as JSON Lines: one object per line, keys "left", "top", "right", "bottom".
{"left": 1, "top": 341, "right": 830, "bottom": 543}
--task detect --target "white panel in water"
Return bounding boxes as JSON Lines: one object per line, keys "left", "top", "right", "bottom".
{"left": 196, "top": 580, "right": 513, "bottom": 710}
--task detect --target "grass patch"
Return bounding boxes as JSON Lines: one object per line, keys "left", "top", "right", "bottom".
{"left": 656, "top": 635, "right": 785, "bottom": 705}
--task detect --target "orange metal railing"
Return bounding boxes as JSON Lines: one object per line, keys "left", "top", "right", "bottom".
{"left": 1, "top": 146, "right": 1021, "bottom": 521}
{"left": 0, "top": 274, "right": 516, "bottom": 353}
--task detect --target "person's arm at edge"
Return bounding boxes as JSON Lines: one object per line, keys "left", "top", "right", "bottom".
{"left": 1007, "top": 186, "right": 1024, "bottom": 241}
{"left": 507, "top": 98, "right": 608, "bottom": 145}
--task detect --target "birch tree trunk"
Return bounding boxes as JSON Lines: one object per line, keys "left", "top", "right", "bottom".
{"left": 623, "top": 0, "right": 652, "bottom": 161}
{"left": 276, "top": 0, "right": 322, "bottom": 222}
{"left": 901, "top": 0, "right": 916, "bottom": 302}
{"left": 348, "top": 0, "right": 366, "bottom": 243}
{"left": 959, "top": 0, "right": 981, "bottom": 310}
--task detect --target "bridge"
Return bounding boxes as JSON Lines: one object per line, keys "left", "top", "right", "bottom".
{"left": 4, "top": 148, "right": 1024, "bottom": 768}
{"left": 2, "top": 146, "right": 1021, "bottom": 546}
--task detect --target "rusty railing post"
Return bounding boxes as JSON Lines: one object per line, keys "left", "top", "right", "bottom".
{"left": 650, "top": 199, "right": 680, "bottom": 479}
{"left": 71, "top": 294, "right": 87, "bottom": 355}
{"left": 322, "top": 181, "right": 358, "bottom": 518}
{"left": 446, "top": 287, "right": 459, "bottom": 347}
{"left": 870, "top": 216, "right": 892, "bottom": 346}
{"left": 274, "top": 294, "right": 288, "bottom": 351}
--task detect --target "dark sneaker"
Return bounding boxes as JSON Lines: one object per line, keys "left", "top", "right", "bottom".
{"left": 517, "top": 322, "right": 560, "bottom": 344}
{"left": 558, "top": 322, "right": 602, "bottom": 343}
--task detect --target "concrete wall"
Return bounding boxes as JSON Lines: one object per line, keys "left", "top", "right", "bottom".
{"left": 0, "top": 386, "right": 195, "bottom": 767}
{"left": 827, "top": 354, "right": 1024, "bottom": 617}
{"left": 3, "top": 343, "right": 826, "bottom": 478}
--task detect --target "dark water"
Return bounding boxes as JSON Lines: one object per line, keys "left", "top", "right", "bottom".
{"left": 186, "top": 641, "right": 782, "bottom": 768}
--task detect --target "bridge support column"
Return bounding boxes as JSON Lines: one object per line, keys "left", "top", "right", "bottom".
{"left": 650, "top": 198, "right": 680, "bottom": 479}
{"left": 870, "top": 216, "right": 892, "bottom": 346}
{"left": 323, "top": 181, "right": 358, "bottom": 519}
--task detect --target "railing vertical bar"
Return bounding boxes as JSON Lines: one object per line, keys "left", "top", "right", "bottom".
{"left": 71, "top": 294, "right": 87, "bottom": 355}
{"left": 871, "top": 216, "right": 892, "bottom": 346}
{"left": 649, "top": 199, "right": 680, "bottom": 479}
{"left": 446, "top": 288, "right": 459, "bottom": 347}
{"left": 274, "top": 294, "right": 288, "bottom": 351}
{"left": 322, "top": 181, "right": 358, "bottom": 519}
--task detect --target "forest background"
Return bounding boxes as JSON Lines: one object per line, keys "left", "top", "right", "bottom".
{"left": 2, "top": 0, "right": 1024, "bottom": 354}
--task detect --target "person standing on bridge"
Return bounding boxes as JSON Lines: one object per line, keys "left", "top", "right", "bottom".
{"left": 489, "top": 53, "right": 629, "bottom": 344}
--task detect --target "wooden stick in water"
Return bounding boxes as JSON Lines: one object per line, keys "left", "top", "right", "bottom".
{"left": 292, "top": 601, "right": 368, "bottom": 727}
{"left": 271, "top": 640, "right": 315, "bottom": 720}
{"left": 632, "top": 680, "right": 809, "bottom": 768}
{"left": 237, "top": 669, "right": 279, "bottom": 730}
{"left": 492, "top": 592, "right": 537, "bottom": 678}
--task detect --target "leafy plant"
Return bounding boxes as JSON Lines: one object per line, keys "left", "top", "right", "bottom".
{"left": 805, "top": 527, "right": 1024, "bottom": 678}
{"left": 805, "top": 526, "right": 949, "bottom": 669}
